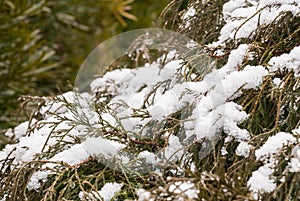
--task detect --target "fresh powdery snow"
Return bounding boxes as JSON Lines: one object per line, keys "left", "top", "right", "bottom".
{"left": 168, "top": 181, "right": 198, "bottom": 200}
{"left": 248, "top": 132, "right": 297, "bottom": 197}
{"left": 1, "top": 0, "right": 300, "bottom": 200}
{"left": 210, "top": 0, "right": 300, "bottom": 47}
{"left": 79, "top": 182, "right": 123, "bottom": 201}
{"left": 268, "top": 45, "right": 300, "bottom": 77}
{"left": 255, "top": 132, "right": 296, "bottom": 160}
{"left": 248, "top": 166, "right": 276, "bottom": 199}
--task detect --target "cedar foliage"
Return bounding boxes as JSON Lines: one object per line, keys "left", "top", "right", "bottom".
{"left": 1, "top": 0, "right": 300, "bottom": 201}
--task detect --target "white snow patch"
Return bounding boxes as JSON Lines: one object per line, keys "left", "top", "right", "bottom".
{"left": 255, "top": 132, "right": 296, "bottom": 160}
{"left": 79, "top": 182, "right": 123, "bottom": 201}
{"left": 248, "top": 166, "right": 276, "bottom": 196}
{"left": 236, "top": 141, "right": 251, "bottom": 157}
{"left": 268, "top": 45, "right": 300, "bottom": 77}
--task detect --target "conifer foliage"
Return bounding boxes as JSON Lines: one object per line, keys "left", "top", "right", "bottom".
{"left": 1, "top": 0, "right": 300, "bottom": 200}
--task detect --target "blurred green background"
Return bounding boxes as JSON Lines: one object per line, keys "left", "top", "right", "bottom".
{"left": 0, "top": 0, "right": 169, "bottom": 131}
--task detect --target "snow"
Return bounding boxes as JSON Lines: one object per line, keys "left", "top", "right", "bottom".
{"left": 90, "top": 68, "right": 132, "bottom": 95}
{"left": 137, "top": 189, "right": 153, "bottom": 201}
{"left": 273, "top": 78, "right": 283, "bottom": 88}
{"left": 137, "top": 181, "right": 198, "bottom": 201}
{"left": 225, "top": 44, "right": 249, "bottom": 71}
{"left": 1, "top": 0, "right": 300, "bottom": 200}
{"left": 5, "top": 119, "right": 37, "bottom": 139}
{"left": 138, "top": 151, "right": 158, "bottom": 164}
{"left": 288, "top": 157, "right": 300, "bottom": 172}
{"left": 40, "top": 91, "right": 74, "bottom": 116}
{"left": 268, "top": 45, "right": 300, "bottom": 77}
{"left": 137, "top": 134, "right": 185, "bottom": 168}
{"left": 211, "top": 0, "right": 300, "bottom": 47}
{"left": 162, "top": 135, "right": 184, "bottom": 162}
{"left": 79, "top": 182, "right": 123, "bottom": 201}
{"left": 181, "top": 6, "right": 196, "bottom": 28}
{"left": 28, "top": 170, "right": 51, "bottom": 190}
{"left": 293, "top": 127, "right": 300, "bottom": 135}
{"left": 236, "top": 141, "right": 251, "bottom": 157}
{"left": 183, "top": 7, "right": 196, "bottom": 20}
{"left": 289, "top": 129, "right": 300, "bottom": 172}
{"left": 1, "top": 125, "right": 58, "bottom": 166}
{"left": 248, "top": 166, "right": 276, "bottom": 197}
{"left": 222, "top": 0, "right": 248, "bottom": 19}
{"left": 27, "top": 137, "right": 125, "bottom": 190}
{"left": 168, "top": 181, "right": 198, "bottom": 200}
{"left": 184, "top": 45, "right": 267, "bottom": 143}
{"left": 148, "top": 90, "right": 180, "bottom": 121}
{"left": 248, "top": 132, "right": 297, "bottom": 197}
{"left": 255, "top": 132, "right": 296, "bottom": 160}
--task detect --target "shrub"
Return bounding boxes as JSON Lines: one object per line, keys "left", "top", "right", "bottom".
{"left": 0, "top": 0, "right": 300, "bottom": 200}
